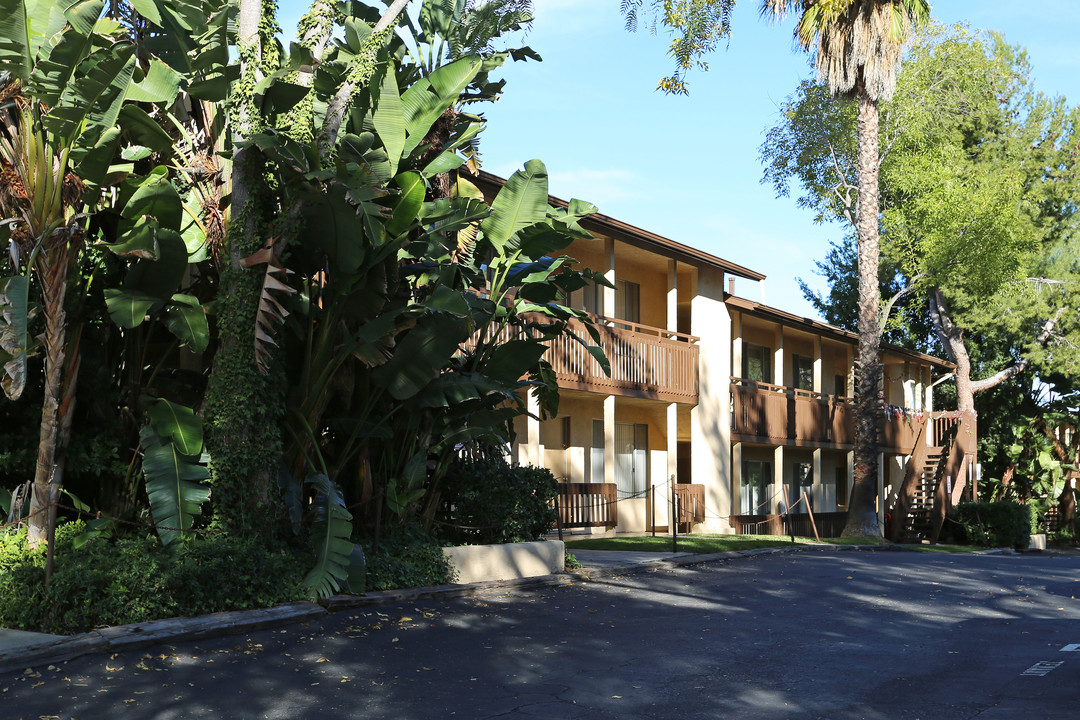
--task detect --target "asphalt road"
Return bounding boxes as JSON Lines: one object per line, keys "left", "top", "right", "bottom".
{"left": 3, "top": 550, "right": 1079, "bottom": 719}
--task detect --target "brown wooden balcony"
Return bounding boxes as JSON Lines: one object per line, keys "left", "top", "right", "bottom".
{"left": 476, "top": 315, "right": 699, "bottom": 403}
{"left": 730, "top": 378, "right": 922, "bottom": 453}
{"left": 550, "top": 317, "right": 698, "bottom": 403}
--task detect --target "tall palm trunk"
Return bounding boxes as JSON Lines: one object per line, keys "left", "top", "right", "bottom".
{"left": 27, "top": 240, "right": 71, "bottom": 547}
{"left": 842, "top": 80, "right": 883, "bottom": 537}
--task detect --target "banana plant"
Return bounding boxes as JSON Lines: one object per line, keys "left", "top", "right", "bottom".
{"left": 0, "top": 0, "right": 143, "bottom": 547}
{"left": 141, "top": 398, "right": 211, "bottom": 547}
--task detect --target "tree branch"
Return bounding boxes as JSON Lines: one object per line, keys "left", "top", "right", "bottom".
{"left": 970, "top": 306, "right": 1068, "bottom": 394}
{"left": 318, "top": 0, "right": 412, "bottom": 155}
{"left": 878, "top": 272, "right": 925, "bottom": 334}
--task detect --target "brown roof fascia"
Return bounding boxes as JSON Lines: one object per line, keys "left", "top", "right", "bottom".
{"left": 725, "top": 295, "right": 955, "bottom": 370}
{"left": 467, "top": 169, "right": 766, "bottom": 282}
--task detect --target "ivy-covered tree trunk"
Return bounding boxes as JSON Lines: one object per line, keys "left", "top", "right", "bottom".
{"left": 842, "top": 81, "right": 883, "bottom": 538}
{"left": 202, "top": 0, "right": 284, "bottom": 533}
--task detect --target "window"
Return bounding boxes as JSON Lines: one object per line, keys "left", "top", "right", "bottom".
{"left": 743, "top": 343, "right": 772, "bottom": 384}
{"left": 835, "top": 465, "right": 848, "bottom": 508}
{"left": 793, "top": 354, "right": 813, "bottom": 391}
{"left": 590, "top": 420, "right": 604, "bottom": 484}
{"left": 741, "top": 460, "right": 771, "bottom": 514}
{"left": 834, "top": 373, "right": 847, "bottom": 397}
{"left": 615, "top": 422, "right": 648, "bottom": 497}
{"left": 615, "top": 279, "right": 640, "bottom": 324}
{"left": 787, "top": 462, "right": 813, "bottom": 514}
{"left": 582, "top": 281, "right": 602, "bottom": 315}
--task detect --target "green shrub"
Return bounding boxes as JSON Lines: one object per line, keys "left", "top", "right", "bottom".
{"left": 950, "top": 501, "right": 1031, "bottom": 549}
{"left": 360, "top": 527, "right": 455, "bottom": 591}
{"left": 434, "top": 458, "right": 557, "bottom": 545}
{"left": 0, "top": 522, "right": 306, "bottom": 634}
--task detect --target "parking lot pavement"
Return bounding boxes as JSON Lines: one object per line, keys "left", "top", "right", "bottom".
{"left": 3, "top": 550, "right": 1079, "bottom": 719}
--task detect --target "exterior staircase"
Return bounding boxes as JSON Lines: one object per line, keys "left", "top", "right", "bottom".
{"left": 901, "top": 446, "right": 944, "bottom": 541}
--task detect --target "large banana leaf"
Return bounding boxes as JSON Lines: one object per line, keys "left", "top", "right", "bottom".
{"left": 480, "top": 159, "right": 550, "bottom": 253}
{"left": 399, "top": 55, "right": 484, "bottom": 155}
{"left": 372, "top": 61, "right": 406, "bottom": 176}
{"left": 140, "top": 423, "right": 210, "bottom": 547}
{"left": 145, "top": 397, "right": 203, "bottom": 456}
{"left": 27, "top": 0, "right": 105, "bottom": 106}
{"left": 42, "top": 42, "right": 136, "bottom": 154}
{"left": 302, "top": 474, "right": 355, "bottom": 600}
{"left": 164, "top": 294, "right": 208, "bottom": 354}
{"left": 0, "top": 275, "right": 30, "bottom": 400}
{"left": 371, "top": 314, "right": 466, "bottom": 401}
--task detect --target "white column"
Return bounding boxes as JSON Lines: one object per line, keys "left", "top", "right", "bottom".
{"left": 603, "top": 394, "right": 616, "bottom": 489}
{"left": 732, "top": 442, "right": 743, "bottom": 516}
{"left": 774, "top": 325, "right": 785, "bottom": 387}
{"left": 523, "top": 391, "right": 541, "bottom": 467}
{"left": 877, "top": 450, "right": 886, "bottom": 528}
{"left": 813, "top": 334, "right": 822, "bottom": 394}
{"left": 667, "top": 260, "right": 678, "bottom": 333}
{"left": 732, "top": 312, "right": 743, "bottom": 382}
{"left": 812, "top": 447, "right": 823, "bottom": 513}
{"left": 773, "top": 445, "right": 785, "bottom": 514}
{"left": 603, "top": 237, "right": 615, "bottom": 319}
{"left": 664, "top": 402, "right": 677, "bottom": 530}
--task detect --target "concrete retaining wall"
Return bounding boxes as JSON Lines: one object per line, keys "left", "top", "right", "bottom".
{"left": 442, "top": 540, "right": 565, "bottom": 584}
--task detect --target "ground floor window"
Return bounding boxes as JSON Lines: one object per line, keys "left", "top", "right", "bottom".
{"left": 741, "top": 460, "right": 771, "bottom": 514}
{"left": 787, "top": 462, "right": 813, "bottom": 513}
{"left": 835, "top": 465, "right": 848, "bottom": 508}
{"left": 615, "top": 422, "right": 648, "bottom": 497}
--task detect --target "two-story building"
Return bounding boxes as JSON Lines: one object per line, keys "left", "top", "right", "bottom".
{"left": 472, "top": 170, "right": 975, "bottom": 538}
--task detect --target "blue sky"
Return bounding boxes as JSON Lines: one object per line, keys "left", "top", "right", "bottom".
{"left": 277, "top": 1, "right": 1079, "bottom": 320}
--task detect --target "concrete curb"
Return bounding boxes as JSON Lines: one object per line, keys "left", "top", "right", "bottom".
{"left": 0, "top": 541, "right": 1019, "bottom": 674}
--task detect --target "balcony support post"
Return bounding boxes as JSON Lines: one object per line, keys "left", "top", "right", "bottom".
{"left": 773, "top": 445, "right": 785, "bottom": 515}
{"left": 732, "top": 442, "right": 743, "bottom": 517}
{"left": 603, "top": 394, "right": 616, "bottom": 493}
{"left": 876, "top": 450, "right": 886, "bottom": 530}
{"left": 664, "top": 402, "right": 677, "bottom": 531}
{"left": 812, "top": 447, "right": 823, "bottom": 512}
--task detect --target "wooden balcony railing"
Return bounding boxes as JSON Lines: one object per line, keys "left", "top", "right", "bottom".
{"left": 476, "top": 316, "right": 699, "bottom": 403}
{"left": 730, "top": 378, "right": 925, "bottom": 453}
{"left": 729, "top": 512, "right": 848, "bottom": 537}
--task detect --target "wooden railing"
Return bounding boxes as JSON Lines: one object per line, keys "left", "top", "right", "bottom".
{"left": 475, "top": 316, "right": 699, "bottom": 403}
{"left": 730, "top": 379, "right": 925, "bottom": 453}
{"left": 556, "top": 483, "right": 618, "bottom": 529}
{"left": 674, "top": 484, "right": 706, "bottom": 526}
{"left": 729, "top": 512, "right": 848, "bottom": 538}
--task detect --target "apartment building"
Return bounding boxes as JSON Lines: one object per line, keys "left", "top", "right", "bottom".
{"left": 472, "top": 171, "right": 973, "bottom": 537}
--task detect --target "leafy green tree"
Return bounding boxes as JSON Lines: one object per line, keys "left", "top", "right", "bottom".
{"left": 763, "top": 25, "right": 1080, "bottom": 436}
{"left": 623, "top": 1, "right": 929, "bottom": 537}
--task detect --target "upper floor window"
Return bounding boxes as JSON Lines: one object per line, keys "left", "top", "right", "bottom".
{"left": 615, "top": 279, "right": 640, "bottom": 324}
{"left": 743, "top": 343, "right": 772, "bottom": 384}
{"left": 793, "top": 354, "right": 813, "bottom": 391}
{"left": 581, "top": 278, "right": 640, "bottom": 324}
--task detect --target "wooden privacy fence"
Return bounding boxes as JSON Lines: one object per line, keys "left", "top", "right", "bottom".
{"left": 674, "top": 484, "right": 706, "bottom": 526}
{"left": 729, "top": 511, "right": 848, "bottom": 538}
{"left": 556, "top": 483, "right": 618, "bottom": 529}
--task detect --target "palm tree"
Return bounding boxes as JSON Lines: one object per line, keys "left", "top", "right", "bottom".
{"left": 762, "top": 0, "right": 929, "bottom": 536}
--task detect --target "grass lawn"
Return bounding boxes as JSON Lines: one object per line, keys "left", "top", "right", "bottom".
{"left": 563, "top": 534, "right": 981, "bottom": 554}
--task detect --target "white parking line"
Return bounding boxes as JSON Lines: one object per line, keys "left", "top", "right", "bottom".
{"left": 1060, "top": 644, "right": 1080, "bottom": 652}
{"left": 1022, "top": 661, "right": 1064, "bottom": 676}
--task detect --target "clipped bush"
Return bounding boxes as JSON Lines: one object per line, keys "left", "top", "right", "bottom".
{"left": 950, "top": 501, "right": 1032, "bottom": 549}
{"left": 0, "top": 522, "right": 306, "bottom": 634}
{"left": 360, "top": 527, "right": 455, "bottom": 590}
{"left": 434, "top": 457, "right": 557, "bottom": 545}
